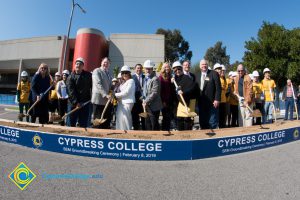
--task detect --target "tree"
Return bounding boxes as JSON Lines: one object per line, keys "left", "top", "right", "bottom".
{"left": 156, "top": 28, "right": 192, "bottom": 62}
{"left": 204, "top": 41, "right": 230, "bottom": 68}
{"left": 243, "top": 21, "right": 300, "bottom": 89}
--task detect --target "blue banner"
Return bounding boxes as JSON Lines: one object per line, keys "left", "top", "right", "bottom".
{"left": 0, "top": 125, "right": 299, "bottom": 160}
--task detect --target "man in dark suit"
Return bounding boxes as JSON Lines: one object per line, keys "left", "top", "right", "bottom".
{"left": 195, "top": 59, "right": 221, "bottom": 129}
{"left": 131, "top": 64, "right": 145, "bottom": 130}
{"left": 182, "top": 60, "right": 196, "bottom": 82}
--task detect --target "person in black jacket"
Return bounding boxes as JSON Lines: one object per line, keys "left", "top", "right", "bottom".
{"left": 67, "top": 57, "right": 92, "bottom": 127}
{"left": 172, "top": 61, "right": 199, "bottom": 130}
{"left": 195, "top": 59, "right": 221, "bottom": 129}
{"left": 30, "top": 63, "right": 52, "bottom": 124}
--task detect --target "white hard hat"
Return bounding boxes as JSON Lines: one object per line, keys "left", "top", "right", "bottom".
{"left": 172, "top": 61, "right": 182, "bottom": 69}
{"left": 75, "top": 57, "right": 85, "bottom": 65}
{"left": 221, "top": 64, "right": 226, "bottom": 71}
{"left": 228, "top": 71, "right": 233, "bottom": 77}
{"left": 231, "top": 72, "right": 238, "bottom": 77}
{"left": 55, "top": 72, "right": 61, "bottom": 76}
{"left": 112, "top": 78, "right": 117, "bottom": 82}
{"left": 263, "top": 68, "right": 271, "bottom": 74}
{"left": 120, "top": 65, "right": 131, "bottom": 72}
{"left": 252, "top": 70, "right": 259, "bottom": 77}
{"left": 213, "top": 63, "right": 221, "bottom": 70}
{"left": 117, "top": 73, "right": 122, "bottom": 79}
{"left": 143, "top": 60, "right": 155, "bottom": 68}
{"left": 62, "top": 69, "right": 70, "bottom": 75}
{"left": 21, "top": 71, "right": 28, "bottom": 77}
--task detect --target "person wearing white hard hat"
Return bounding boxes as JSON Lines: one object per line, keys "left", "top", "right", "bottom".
{"left": 30, "top": 63, "right": 52, "bottom": 124}
{"left": 142, "top": 59, "right": 163, "bottom": 130}
{"left": 56, "top": 70, "right": 70, "bottom": 126}
{"left": 172, "top": 61, "right": 199, "bottom": 130}
{"left": 91, "top": 57, "right": 113, "bottom": 129}
{"left": 48, "top": 72, "right": 61, "bottom": 124}
{"left": 114, "top": 65, "right": 135, "bottom": 130}
{"left": 131, "top": 64, "right": 146, "bottom": 130}
{"left": 252, "top": 70, "right": 263, "bottom": 125}
{"left": 67, "top": 57, "right": 92, "bottom": 127}
{"left": 17, "top": 71, "right": 30, "bottom": 122}
{"left": 195, "top": 59, "right": 221, "bottom": 129}
{"left": 234, "top": 64, "right": 253, "bottom": 127}
{"left": 228, "top": 71, "right": 239, "bottom": 127}
{"left": 261, "top": 67, "right": 276, "bottom": 123}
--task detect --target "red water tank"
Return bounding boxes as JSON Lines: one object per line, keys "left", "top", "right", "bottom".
{"left": 73, "top": 28, "right": 108, "bottom": 72}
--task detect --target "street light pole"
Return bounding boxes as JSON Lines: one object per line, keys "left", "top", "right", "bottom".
{"left": 61, "top": 0, "right": 86, "bottom": 73}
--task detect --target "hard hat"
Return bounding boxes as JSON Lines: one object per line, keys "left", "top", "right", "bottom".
{"left": 75, "top": 57, "right": 85, "bottom": 65}
{"left": 213, "top": 63, "right": 221, "bottom": 70}
{"left": 55, "top": 72, "right": 61, "bottom": 76}
{"left": 228, "top": 71, "right": 233, "bottom": 77}
{"left": 143, "top": 60, "right": 155, "bottom": 68}
{"left": 252, "top": 70, "right": 259, "bottom": 77}
{"left": 112, "top": 78, "right": 117, "bottom": 82}
{"left": 221, "top": 64, "right": 226, "bottom": 71}
{"left": 120, "top": 65, "right": 131, "bottom": 72}
{"left": 117, "top": 73, "right": 122, "bottom": 79}
{"left": 62, "top": 69, "right": 70, "bottom": 75}
{"left": 263, "top": 68, "right": 271, "bottom": 74}
{"left": 231, "top": 72, "right": 238, "bottom": 77}
{"left": 172, "top": 61, "right": 182, "bottom": 69}
{"left": 21, "top": 71, "right": 28, "bottom": 77}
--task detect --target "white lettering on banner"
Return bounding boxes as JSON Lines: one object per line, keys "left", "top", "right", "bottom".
{"left": 218, "top": 135, "right": 256, "bottom": 148}
{"left": 107, "top": 142, "right": 162, "bottom": 152}
{"left": 0, "top": 128, "right": 20, "bottom": 138}
{"left": 257, "top": 131, "right": 285, "bottom": 142}
{"left": 58, "top": 137, "right": 104, "bottom": 149}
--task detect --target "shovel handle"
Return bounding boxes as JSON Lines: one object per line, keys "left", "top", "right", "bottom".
{"left": 100, "top": 99, "right": 111, "bottom": 120}
{"left": 26, "top": 99, "right": 40, "bottom": 116}
{"left": 62, "top": 106, "right": 80, "bottom": 120}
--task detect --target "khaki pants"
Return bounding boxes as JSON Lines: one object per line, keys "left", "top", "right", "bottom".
{"left": 238, "top": 104, "right": 253, "bottom": 127}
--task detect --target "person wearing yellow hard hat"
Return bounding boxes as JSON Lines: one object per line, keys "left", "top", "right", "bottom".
{"left": 17, "top": 71, "right": 30, "bottom": 122}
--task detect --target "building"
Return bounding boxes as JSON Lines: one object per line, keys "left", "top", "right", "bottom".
{"left": 0, "top": 28, "right": 165, "bottom": 94}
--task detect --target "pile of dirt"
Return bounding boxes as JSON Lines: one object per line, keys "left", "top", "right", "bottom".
{"left": 0, "top": 118, "right": 299, "bottom": 140}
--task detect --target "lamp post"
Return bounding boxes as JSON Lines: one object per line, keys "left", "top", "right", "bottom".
{"left": 61, "top": 0, "right": 86, "bottom": 73}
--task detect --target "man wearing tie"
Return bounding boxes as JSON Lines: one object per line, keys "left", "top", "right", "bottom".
{"left": 131, "top": 64, "right": 145, "bottom": 130}
{"left": 182, "top": 60, "right": 196, "bottom": 82}
{"left": 195, "top": 59, "right": 221, "bottom": 129}
{"left": 91, "top": 57, "right": 113, "bottom": 129}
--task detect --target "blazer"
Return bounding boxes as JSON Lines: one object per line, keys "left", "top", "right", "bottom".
{"left": 115, "top": 79, "right": 136, "bottom": 104}
{"left": 132, "top": 73, "right": 145, "bottom": 100}
{"left": 144, "top": 72, "right": 163, "bottom": 112}
{"left": 234, "top": 74, "right": 253, "bottom": 104}
{"left": 91, "top": 67, "right": 112, "bottom": 105}
{"left": 195, "top": 69, "right": 221, "bottom": 103}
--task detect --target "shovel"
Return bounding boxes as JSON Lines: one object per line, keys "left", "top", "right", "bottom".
{"left": 268, "top": 85, "right": 277, "bottom": 122}
{"left": 62, "top": 100, "right": 90, "bottom": 120}
{"left": 291, "top": 83, "right": 299, "bottom": 120}
{"left": 139, "top": 103, "right": 149, "bottom": 118}
{"left": 26, "top": 83, "right": 54, "bottom": 116}
{"left": 92, "top": 99, "right": 111, "bottom": 126}
{"left": 245, "top": 105, "right": 262, "bottom": 117}
{"left": 173, "top": 79, "right": 197, "bottom": 117}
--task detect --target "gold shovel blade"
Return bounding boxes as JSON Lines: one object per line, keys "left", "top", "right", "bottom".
{"left": 139, "top": 112, "right": 148, "bottom": 118}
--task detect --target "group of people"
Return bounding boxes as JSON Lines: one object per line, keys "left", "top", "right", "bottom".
{"left": 16, "top": 57, "right": 300, "bottom": 131}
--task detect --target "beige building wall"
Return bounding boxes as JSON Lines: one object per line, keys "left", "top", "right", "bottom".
{"left": 108, "top": 34, "right": 164, "bottom": 73}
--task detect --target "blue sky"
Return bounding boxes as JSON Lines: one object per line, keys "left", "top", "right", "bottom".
{"left": 1, "top": 0, "right": 300, "bottom": 65}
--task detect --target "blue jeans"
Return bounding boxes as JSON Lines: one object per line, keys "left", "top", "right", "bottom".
{"left": 263, "top": 101, "right": 274, "bottom": 124}
{"left": 284, "top": 97, "right": 294, "bottom": 120}
{"left": 67, "top": 102, "right": 91, "bottom": 128}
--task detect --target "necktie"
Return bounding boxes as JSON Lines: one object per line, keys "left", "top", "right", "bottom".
{"left": 201, "top": 74, "right": 205, "bottom": 91}
{"left": 143, "top": 77, "right": 148, "bottom": 97}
